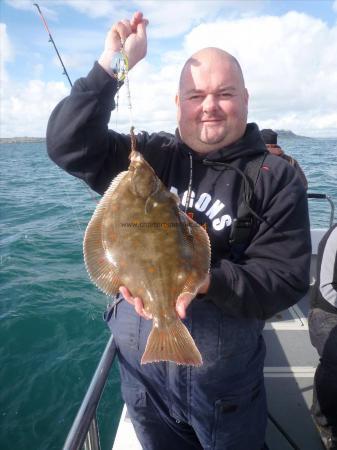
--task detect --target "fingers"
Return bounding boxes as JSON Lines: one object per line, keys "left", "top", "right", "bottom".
{"left": 119, "top": 286, "right": 133, "bottom": 302}
{"left": 119, "top": 286, "right": 195, "bottom": 321}
{"left": 176, "top": 293, "right": 194, "bottom": 320}
{"left": 119, "top": 286, "right": 152, "bottom": 320}
{"left": 134, "top": 297, "right": 152, "bottom": 319}
{"left": 112, "top": 12, "right": 148, "bottom": 45}
{"left": 113, "top": 20, "right": 132, "bottom": 45}
{"left": 130, "top": 11, "right": 144, "bottom": 31}
{"left": 136, "top": 18, "right": 148, "bottom": 40}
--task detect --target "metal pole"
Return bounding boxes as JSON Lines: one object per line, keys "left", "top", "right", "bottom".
{"left": 63, "top": 334, "right": 117, "bottom": 450}
{"left": 83, "top": 415, "right": 101, "bottom": 450}
{"left": 307, "top": 193, "right": 335, "bottom": 227}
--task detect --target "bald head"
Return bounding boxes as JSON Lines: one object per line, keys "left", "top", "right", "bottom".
{"left": 179, "top": 47, "right": 246, "bottom": 94}
{"left": 175, "top": 47, "right": 249, "bottom": 153}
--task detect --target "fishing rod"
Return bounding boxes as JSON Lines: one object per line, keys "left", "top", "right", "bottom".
{"left": 33, "top": 3, "right": 100, "bottom": 213}
{"left": 34, "top": 3, "right": 73, "bottom": 87}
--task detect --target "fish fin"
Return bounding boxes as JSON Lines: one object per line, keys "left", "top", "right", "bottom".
{"left": 190, "top": 217, "right": 211, "bottom": 274}
{"left": 178, "top": 211, "right": 211, "bottom": 293}
{"left": 141, "top": 319, "right": 202, "bottom": 366}
{"left": 83, "top": 172, "right": 128, "bottom": 296}
{"left": 183, "top": 211, "right": 211, "bottom": 267}
{"left": 106, "top": 170, "right": 129, "bottom": 194}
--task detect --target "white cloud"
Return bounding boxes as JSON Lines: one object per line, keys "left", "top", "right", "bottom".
{"left": 2, "top": 9, "right": 337, "bottom": 137}
{"left": 5, "top": 0, "right": 36, "bottom": 11}
{"left": 111, "top": 58, "right": 180, "bottom": 134}
{"left": 58, "top": 0, "right": 124, "bottom": 18}
{"left": 58, "top": 0, "right": 263, "bottom": 38}
{"left": 5, "top": 0, "right": 58, "bottom": 20}
{"left": 108, "top": 11, "right": 337, "bottom": 137}
{"left": 0, "top": 79, "right": 69, "bottom": 137}
{"left": 6, "top": 0, "right": 263, "bottom": 38}
{"left": 333, "top": 0, "right": 337, "bottom": 13}
{"left": 0, "top": 23, "right": 14, "bottom": 83}
{"left": 136, "top": 0, "right": 229, "bottom": 39}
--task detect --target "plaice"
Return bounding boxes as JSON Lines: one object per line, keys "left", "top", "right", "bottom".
{"left": 83, "top": 145, "right": 211, "bottom": 366}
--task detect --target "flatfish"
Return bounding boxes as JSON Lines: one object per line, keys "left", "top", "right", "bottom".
{"left": 83, "top": 142, "right": 210, "bottom": 366}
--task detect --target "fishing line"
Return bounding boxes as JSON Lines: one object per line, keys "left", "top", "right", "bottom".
{"left": 184, "top": 153, "right": 194, "bottom": 213}
{"left": 54, "top": 168, "right": 85, "bottom": 232}
{"left": 110, "top": 43, "right": 135, "bottom": 135}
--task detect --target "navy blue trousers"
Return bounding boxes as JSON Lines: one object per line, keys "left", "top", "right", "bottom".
{"left": 106, "top": 297, "right": 267, "bottom": 450}
{"left": 309, "top": 308, "right": 337, "bottom": 439}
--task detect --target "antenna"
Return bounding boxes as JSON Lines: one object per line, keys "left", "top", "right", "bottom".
{"left": 34, "top": 3, "right": 73, "bottom": 87}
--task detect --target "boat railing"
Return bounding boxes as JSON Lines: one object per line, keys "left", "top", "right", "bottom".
{"left": 307, "top": 192, "right": 335, "bottom": 226}
{"left": 62, "top": 334, "right": 117, "bottom": 450}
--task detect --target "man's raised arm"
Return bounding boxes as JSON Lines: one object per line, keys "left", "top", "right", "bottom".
{"left": 46, "top": 12, "right": 148, "bottom": 195}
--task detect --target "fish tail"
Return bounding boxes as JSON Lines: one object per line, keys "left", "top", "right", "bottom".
{"left": 141, "top": 319, "right": 202, "bottom": 366}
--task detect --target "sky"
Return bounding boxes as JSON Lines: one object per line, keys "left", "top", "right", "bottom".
{"left": 1, "top": 0, "right": 337, "bottom": 138}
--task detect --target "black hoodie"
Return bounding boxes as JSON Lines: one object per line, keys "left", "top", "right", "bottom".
{"left": 47, "top": 62, "right": 311, "bottom": 320}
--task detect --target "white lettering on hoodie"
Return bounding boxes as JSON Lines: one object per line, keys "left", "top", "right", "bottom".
{"left": 170, "top": 187, "right": 232, "bottom": 231}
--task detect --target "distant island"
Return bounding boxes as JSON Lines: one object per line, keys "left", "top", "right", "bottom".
{"left": 274, "top": 129, "right": 309, "bottom": 139}
{"left": 0, "top": 137, "right": 46, "bottom": 144}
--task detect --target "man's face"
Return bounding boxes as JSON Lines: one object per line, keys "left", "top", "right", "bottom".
{"left": 176, "top": 53, "right": 249, "bottom": 154}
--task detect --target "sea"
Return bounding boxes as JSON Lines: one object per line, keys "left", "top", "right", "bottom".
{"left": 1, "top": 136, "right": 337, "bottom": 450}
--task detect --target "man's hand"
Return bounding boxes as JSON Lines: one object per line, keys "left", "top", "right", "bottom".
{"left": 99, "top": 11, "right": 148, "bottom": 76}
{"left": 176, "top": 274, "right": 210, "bottom": 319}
{"left": 119, "top": 286, "right": 152, "bottom": 320}
{"left": 119, "top": 273, "right": 211, "bottom": 320}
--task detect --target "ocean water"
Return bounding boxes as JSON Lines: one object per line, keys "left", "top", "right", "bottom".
{"left": 1, "top": 137, "right": 336, "bottom": 450}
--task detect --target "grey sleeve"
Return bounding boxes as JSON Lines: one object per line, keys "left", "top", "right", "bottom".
{"left": 319, "top": 226, "right": 337, "bottom": 308}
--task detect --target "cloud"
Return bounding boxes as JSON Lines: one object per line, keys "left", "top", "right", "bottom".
{"left": 151, "top": 11, "right": 337, "bottom": 137}
{"left": 333, "top": 0, "right": 337, "bottom": 13}
{"left": 5, "top": 0, "right": 58, "bottom": 20}
{"left": 5, "top": 0, "right": 36, "bottom": 11}
{"left": 6, "top": 0, "right": 263, "bottom": 38}
{"left": 108, "top": 11, "right": 337, "bottom": 137}
{"left": 0, "top": 79, "right": 69, "bottom": 137}
{"left": 136, "top": 0, "right": 230, "bottom": 39}
{"left": 0, "top": 23, "right": 14, "bottom": 84}
{"left": 59, "top": 0, "right": 124, "bottom": 18}
{"left": 2, "top": 8, "right": 337, "bottom": 137}
{"left": 111, "top": 58, "right": 180, "bottom": 134}
{"left": 60, "top": 0, "right": 264, "bottom": 38}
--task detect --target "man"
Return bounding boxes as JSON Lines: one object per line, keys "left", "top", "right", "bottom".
{"left": 47, "top": 12, "right": 311, "bottom": 450}
{"left": 309, "top": 224, "right": 337, "bottom": 450}
{"left": 261, "top": 128, "right": 308, "bottom": 190}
